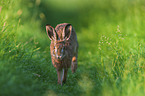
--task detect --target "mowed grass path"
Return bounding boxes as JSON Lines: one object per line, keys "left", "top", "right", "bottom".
{"left": 0, "top": 0, "right": 145, "bottom": 96}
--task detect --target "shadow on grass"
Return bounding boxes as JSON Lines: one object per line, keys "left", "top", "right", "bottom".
{"left": 42, "top": 65, "right": 104, "bottom": 96}
{"left": 19, "top": 0, "right": 104, "bottom": 33}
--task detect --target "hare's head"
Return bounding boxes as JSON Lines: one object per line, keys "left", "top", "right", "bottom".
{"left": 46, "top": 23, "right": 72, "bottom": 60}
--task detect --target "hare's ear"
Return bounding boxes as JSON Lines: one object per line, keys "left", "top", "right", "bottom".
{"left": 63, "top": 24, "right": 72, "bottom": 41}
{"left": 46, "top": 24, "right": 56, "bottom": 40}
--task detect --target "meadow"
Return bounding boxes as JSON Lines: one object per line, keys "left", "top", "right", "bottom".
{"left": 0, "top": 0, "right": 145, "bottom": 96}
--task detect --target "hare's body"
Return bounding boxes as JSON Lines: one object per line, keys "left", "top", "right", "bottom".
{"left": 46, "top": 23, "right": 78, "bottom": 85}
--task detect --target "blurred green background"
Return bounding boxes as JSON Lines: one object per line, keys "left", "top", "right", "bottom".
{"left": 0, "top": 0, "right": 145, "bottom": 96}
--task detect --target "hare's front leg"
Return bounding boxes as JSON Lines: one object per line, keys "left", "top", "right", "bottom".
{"left": 57, "top": 69, "right": 63, "bottom": 85}
{"left": 71, "top": 56, "right": 77, "bottom": 73}
{"left": 62, "top": 69, "right": 68, "bottom": 84}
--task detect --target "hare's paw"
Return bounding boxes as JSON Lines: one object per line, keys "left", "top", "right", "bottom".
{"left": 71, "top": 57, "right": 77, "bottom": 73}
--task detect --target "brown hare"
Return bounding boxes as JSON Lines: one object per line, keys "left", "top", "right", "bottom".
{"left": 46, "top": 23, "right": 78, "bottom": 85}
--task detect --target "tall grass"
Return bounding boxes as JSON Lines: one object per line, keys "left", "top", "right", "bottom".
{"left": 0, "top": 0, "right": 145, "bottom": 96}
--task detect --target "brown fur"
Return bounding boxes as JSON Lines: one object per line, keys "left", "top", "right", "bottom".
{"left": 46, "top": 23, "right": 78, "bottom": 85}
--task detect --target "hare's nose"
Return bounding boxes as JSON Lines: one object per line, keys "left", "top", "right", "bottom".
{"left": 57, "top": 56, "right": 62, "bottom": 59}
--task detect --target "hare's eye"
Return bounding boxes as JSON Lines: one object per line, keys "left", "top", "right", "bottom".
{"left": 61, "top": 49, "right": 63, "bottom": 53}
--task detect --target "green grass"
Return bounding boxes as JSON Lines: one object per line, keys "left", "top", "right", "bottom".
{"left": 0, "top": 0, "right": 145, "bottom": 96}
